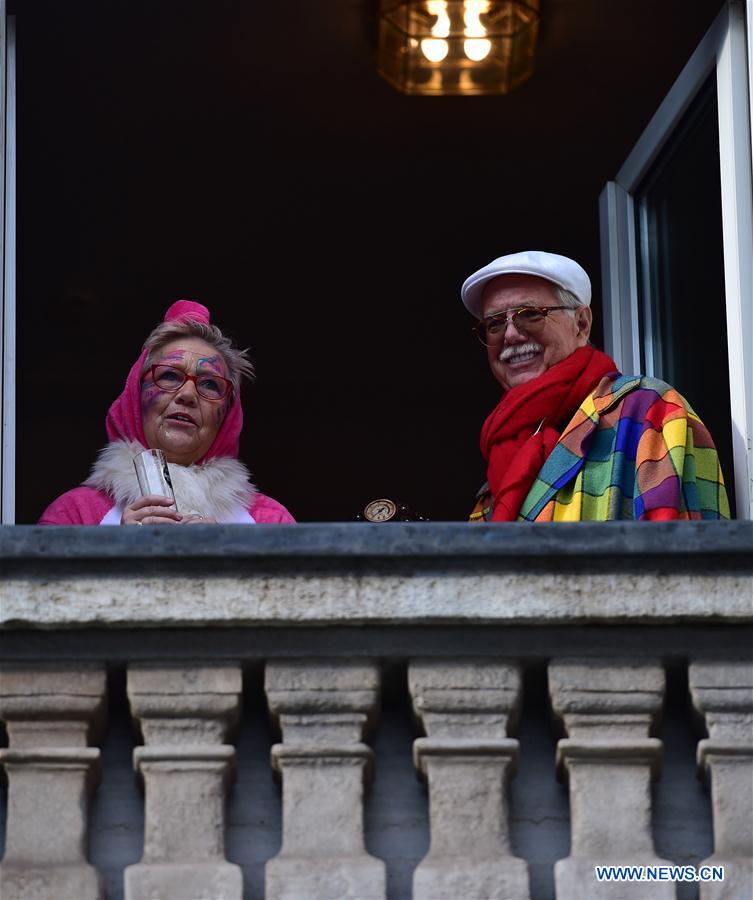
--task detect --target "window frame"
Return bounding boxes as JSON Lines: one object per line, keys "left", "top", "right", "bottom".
{"left": 599, "top": 1, "right": 753, "bottom": 519}
{"left": 1, "top": 1, "right": 16, "bottom": 524}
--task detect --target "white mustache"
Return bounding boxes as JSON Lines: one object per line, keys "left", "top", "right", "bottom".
{"left": 499, "top": 342, "right": 543, "bottom": 362}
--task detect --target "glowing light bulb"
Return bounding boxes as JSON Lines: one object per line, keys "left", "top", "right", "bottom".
{"left": 463, "top": 0, "right": 491, "bottom": 61}
{"left": 464, "top": 38, "right": 491, "bottom": 61}
{"left": 421, "top": 38, "right": 449, "bottom": 62}
{"left": 421, "top": 0, "right": 450, "bottom": 62}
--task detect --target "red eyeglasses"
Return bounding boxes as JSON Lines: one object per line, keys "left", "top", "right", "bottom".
{"left": 145, "top": 364, "right": 233, "bottom": 401}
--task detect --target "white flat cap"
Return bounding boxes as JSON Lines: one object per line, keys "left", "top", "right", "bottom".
{"left": 461, "top": 250, "right": 592, "bottom": 319}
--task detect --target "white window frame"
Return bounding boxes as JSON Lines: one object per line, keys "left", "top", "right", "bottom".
{"left": 1, "top": 0, "right": 16, "bottom": 524}
{"left": 599, "top": 0, "right": 753, "bottom": 519}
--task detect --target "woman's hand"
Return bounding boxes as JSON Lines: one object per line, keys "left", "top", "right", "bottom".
{"left": 182, "top": 514, "right": 218, "bottom": 524}
{"left": 121, "top": 495, "right": 183, "bottom": 525}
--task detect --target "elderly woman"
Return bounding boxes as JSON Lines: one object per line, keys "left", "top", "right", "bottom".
{"left": 39, "top": 300, "right": 294, "bottom": 525}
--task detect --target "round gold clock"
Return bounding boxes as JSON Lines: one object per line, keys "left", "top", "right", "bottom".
{"left": 363, "top": 498, "right": 398, "bottom": 522}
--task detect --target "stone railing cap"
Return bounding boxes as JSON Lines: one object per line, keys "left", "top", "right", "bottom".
{"left": 1, "top": 521, "right": 751, "bottom": 561}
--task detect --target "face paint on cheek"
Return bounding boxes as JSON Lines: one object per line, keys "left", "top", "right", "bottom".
{"left": 140, "top": 382, "right": 163, "bottom": 413}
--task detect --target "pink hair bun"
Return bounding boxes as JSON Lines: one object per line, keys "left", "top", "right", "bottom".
{"left": 164, "top": 300, "right": 211, "bottom": 324}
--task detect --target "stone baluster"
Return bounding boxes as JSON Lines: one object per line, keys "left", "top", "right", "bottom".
{"left": 408, "top": 659, "right": 529, "bottom": 900}
{"left": 124, "top": 663, "right": 243, "bottom": 900}
{"left": 0, "top": 664, "right": 106, "bottom": 900}
{"left": 264, "top": 659, "right": 386, "bottom": 900}
{"left": 549, "top": 658, "right": 672, "bottom": 899}
{"left": 689, "top": 660, "right": 753, "bottom": 900}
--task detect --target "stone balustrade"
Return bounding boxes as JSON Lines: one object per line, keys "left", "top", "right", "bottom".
{"left": 0, "top": 521, "right": 751, "bottom": 899}
{"left": 0, "top": 665, "right": 106, "bottom": 899}
{"left": 409, "top": 659, "right": 528, "bottom": 899}
{"left": 689, "top": 660, "right": 753, "bottom": 900}
{"left": 550, "top": 658, "right": 670, "bottom": 899}
{"left": 265, "top": 660, "right": 385, "bottom": 899}
{"left": 124, "top": 664, "right": 243, "bottom": 899}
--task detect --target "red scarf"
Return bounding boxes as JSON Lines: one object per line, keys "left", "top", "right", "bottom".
{"left": 481, "top": 346, "right": 617, "bottom": 521}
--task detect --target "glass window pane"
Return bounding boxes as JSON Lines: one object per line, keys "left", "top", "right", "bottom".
{"left": 635, "top": 75, "right": 735, "bottom": 514}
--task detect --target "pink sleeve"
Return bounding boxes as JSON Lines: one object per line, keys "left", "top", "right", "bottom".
{"left": 250, "top": 493, "right": 296, "bottom": 524}
{"left": 38, "top": 487, "right": 114, "bottom": 525}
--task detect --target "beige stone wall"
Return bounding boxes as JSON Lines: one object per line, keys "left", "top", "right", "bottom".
{"left": 1, "top": 522, "right": 751, "bottom": 898}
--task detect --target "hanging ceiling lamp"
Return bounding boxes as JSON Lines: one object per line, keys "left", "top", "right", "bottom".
{"left": 377, "top": 1, "right": 541, "bottom": 96}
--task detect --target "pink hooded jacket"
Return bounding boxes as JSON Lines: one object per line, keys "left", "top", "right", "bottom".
{"left": 39, "top": 301, "right": 294, "bottom": 525}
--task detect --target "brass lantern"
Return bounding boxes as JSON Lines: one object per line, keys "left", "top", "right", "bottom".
{"left": 377, "top": 1, "right": 541, "bottom": 96}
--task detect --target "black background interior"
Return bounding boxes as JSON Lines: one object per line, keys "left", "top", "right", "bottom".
{"left": 13, "top": 0, "right": 725, "bottom": 522}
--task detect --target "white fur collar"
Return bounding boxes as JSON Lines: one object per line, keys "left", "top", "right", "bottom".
{"left": 84, "top": 441, "right": 257, "bottom": 520}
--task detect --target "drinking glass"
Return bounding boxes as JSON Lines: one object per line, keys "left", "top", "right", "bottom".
{"left": 133, "top": 448, "right": 178, "bottom": 511}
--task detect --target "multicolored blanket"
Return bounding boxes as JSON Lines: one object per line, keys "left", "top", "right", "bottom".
{"left": 470, "top": 373, "right": 730, "bottom": 522}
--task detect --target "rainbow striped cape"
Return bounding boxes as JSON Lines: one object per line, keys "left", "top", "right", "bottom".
{"left": 470, "top": 374, "right": 730, "bottom": 522}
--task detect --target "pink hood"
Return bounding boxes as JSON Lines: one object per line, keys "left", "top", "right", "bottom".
{"left": 105, "top": 300, "right": 243, "bottom": 462}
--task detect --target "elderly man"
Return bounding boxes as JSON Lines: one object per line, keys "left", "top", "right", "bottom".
{"left": 463, "top": 250, "right": 729, "bottom": 522}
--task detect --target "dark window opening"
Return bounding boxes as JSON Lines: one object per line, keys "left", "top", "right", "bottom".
{"left": 13, "top": 0, "right": 726, "bottom": 523}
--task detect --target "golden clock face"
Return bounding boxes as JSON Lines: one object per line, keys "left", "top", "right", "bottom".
{"left": 364, "top": 498, "right": 397, "bottom": 522}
